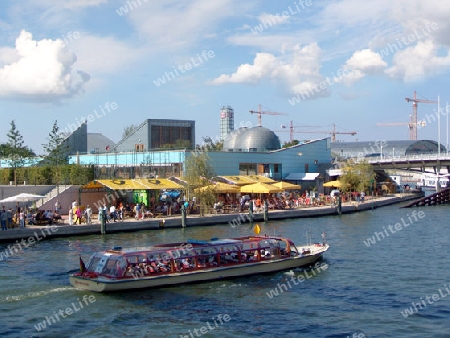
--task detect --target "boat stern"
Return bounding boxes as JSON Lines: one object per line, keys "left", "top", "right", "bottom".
{"left": 70, "top": 274, "right": 107, "bottom": 293}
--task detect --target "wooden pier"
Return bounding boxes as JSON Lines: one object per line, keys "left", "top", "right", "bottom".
{"left": 403, "top": 187, "right": 450, "bottom": 208}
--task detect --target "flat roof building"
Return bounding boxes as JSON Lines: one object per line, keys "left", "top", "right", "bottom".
{"left": 332, "top": 140, "right": 446, "bottom": 159}
{"left": 114, "top": 119, "right": 195, "bottom": 152}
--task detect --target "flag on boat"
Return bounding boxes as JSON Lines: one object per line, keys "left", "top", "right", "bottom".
{"left": 254, "top": 224, "right": 261, "bottom": 235}
{"left": 79, "top": 256, "right": 87, "bottom": 273}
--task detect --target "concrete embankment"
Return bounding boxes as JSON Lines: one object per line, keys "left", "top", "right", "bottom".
{"left": 0, "top": 193, "right": 422, "bottom": 244}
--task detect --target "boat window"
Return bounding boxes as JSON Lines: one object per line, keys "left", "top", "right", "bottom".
{"left": 241, "top": 242, "right": 257, "bottom": 251}
{"left": 126, "top": 255, "right": 139, "bottom": 264}
{"left": 173, "top": 257, "right": 196, "bottom": 271}
{"left": 217, "top": 245, "right": 239, "bottom": 253}
{"left": 170, "top": 248, "right": 195, "bottom": 259}
{"left": 196, "top": 247, "right": 217, "bottom": 255}
{"left": 86, "top": 254, "right": 102, "bottom": 272}
{"left": 101, "top": 256, "right": 127, "bottom": 277}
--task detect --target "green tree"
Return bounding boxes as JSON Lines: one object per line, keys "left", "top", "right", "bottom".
{"left": 195, "top": 136, "right": 223, "bottom": 152}
{"left": 282, "top": 140, "right": 300, "bottom": 148}
{"left": 161, "top": 139, "right": 194, "bottom": 150}
{"left": 339, "top": 159, "right": 375, "bottom": 193}
{"left": 184, "top": 152, "right": 216, "bottom": 215}
{"left": 42, "top": 120, "right": 70, "bottom": 189}
{"left": 5, "top": 120, "right": 34, "bottom": 185}
{"left": 122, "top": 124, "right": 138, "bottom": 139}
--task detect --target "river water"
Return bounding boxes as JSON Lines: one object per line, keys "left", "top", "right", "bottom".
{"left": 1, "top": 202, "right": 449, "bottom": 338}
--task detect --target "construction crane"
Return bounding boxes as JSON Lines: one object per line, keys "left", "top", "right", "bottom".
{"left": 377, "top": 115, "right": 426, "bottom": 140}
{"left": 276, "top": 121, "right": 320, "bottom": 142}
{"left": 286, "top": 124, "right": 357, "bottom": 141}
{"left": 249, "top": 104, "right": 288, "bottom": 127}
{"left": 405, "top": 91, "right": 437, "bottom": 140}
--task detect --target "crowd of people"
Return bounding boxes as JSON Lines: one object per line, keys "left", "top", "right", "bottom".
{"left": 0, "top": 204, "right": 62, "bottom": 230}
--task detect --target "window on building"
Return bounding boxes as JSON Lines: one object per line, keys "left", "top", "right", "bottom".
{"left": 239, "top": 163, "right": 256, "bottom": 175}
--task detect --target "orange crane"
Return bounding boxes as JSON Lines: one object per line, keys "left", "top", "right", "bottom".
{"left": 377, "top": 115, "right": 426, "bottom": 140}
{"left": 276, "top": 121, "right": 320, "bottom": 142}
{"left": 405, "top": 91, "right": 437, "bottom": 140}
{"left": 249, "top": 104, "right": 288, "bottom": 127}
{"left": 287, "top": 124, "right": 357, "bottom": 141}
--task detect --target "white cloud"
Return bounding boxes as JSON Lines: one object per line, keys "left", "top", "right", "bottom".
{"left": 126, "top": 0, "right": 250, "bottom": 50}
{"left": 211, "top": 43, "right": 329, "bottom": 98}
{"left": 62, "top": 0, "right": 107, "bottom": 9}
{"left": 28, "top": 0, "right": 107, "bottom": 9}
{"left": 0, "top": 30, "right": 89, "bottom": 99}
{"left": 68, "top": 34, "right": 144, "bottom": 75}
{"left": 340, "top": 49, "right": 388, "bottom": 84}
{"left": 385, "top": 40, "right": 450, "bottom": 82}
{"left": 257, "top": 12, "right": 290, "bottom": 25}
{"left": 0, "top": 47, "right": 19, "bottom": 67}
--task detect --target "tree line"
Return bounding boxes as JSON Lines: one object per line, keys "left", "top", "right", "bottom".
{"left": 0, "top": 120, "right": 92, "bottom": 185}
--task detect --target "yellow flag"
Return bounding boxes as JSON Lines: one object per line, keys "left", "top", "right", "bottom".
{"left": 254, "top": 224, "right": 261, "bottom": 235}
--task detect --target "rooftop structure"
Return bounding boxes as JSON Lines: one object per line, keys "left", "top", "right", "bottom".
{"left": 114, "top": 119, "right": 195, "bottom": 152}
{"left": 332, "top": 140, "right": 446, "bottom": 159}
{"left": 223, "top": 126, "right": 281, "bottom": 152}
{"left": 220, "top": 106, "right": 234, "bottom": 141}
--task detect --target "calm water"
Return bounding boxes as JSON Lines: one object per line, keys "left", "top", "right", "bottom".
{"left": 1, "top": 203, "right": 449, "bottom": 338}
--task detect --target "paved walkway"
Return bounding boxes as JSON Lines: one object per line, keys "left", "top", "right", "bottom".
{"left": 0, "top": 193, "right": 422, "bottom": 243}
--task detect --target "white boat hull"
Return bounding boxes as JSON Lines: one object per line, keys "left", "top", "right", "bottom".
{"left": 70, "top": 244, "right": 328, "bottom": 292}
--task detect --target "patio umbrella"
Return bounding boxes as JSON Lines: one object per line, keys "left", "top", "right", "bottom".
{"left": 195, "top": 182, "right": 240, "bottom": 194}
{"left": 240, "top": 182, "right": 283, "bottom": 194}
{"left": 272, "top": 181, "right": 302, "bottom": 190}
{"left": 0, "top": 193, "right": 45, "bottom": 203}
{"left": 323, "top": 181, "right": 344, "bottom": 188}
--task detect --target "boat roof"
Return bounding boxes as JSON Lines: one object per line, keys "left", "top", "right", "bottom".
{"left": 103, "top": 236, "right": 288, "bottom": 255}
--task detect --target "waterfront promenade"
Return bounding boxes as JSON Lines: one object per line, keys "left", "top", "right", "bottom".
{"left": 0, "top": 193, "right": 422, "bottom": 243}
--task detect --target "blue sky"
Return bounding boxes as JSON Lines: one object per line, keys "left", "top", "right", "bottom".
{"left": 1, "top": 0, "right": 450, "bottom": 155}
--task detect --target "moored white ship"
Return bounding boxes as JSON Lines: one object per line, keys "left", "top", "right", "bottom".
{"left": 416, "top": 173, "right": 450, "bottom": 190}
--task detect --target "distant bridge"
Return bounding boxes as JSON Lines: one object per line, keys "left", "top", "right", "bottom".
{"left": 365, "top": 153, "right": 450, "bottom": 173}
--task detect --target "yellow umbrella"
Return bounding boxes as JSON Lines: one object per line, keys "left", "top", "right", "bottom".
{"left": 240, "top": 182, "right": 283, "bottom": 194}
{"left": 272, "top": 181, "right": 302, "bottom": 190}
{"left": 195, "top": 182, "right": 240, "bottom": 193}
{"left": 323, "top": 180, "right": 343, "bottom": 188}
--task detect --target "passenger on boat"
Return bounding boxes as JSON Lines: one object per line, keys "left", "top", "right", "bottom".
{"left": 116, "top": 262, "right": 124, "bottom": 276}
{"left": 157, "top": 261, "right": 169, "bottom": 272}
{"left": 208, "top": 255, "right": 219, "bottom": 266}
{"left": 181, "top": 258, "right": 192, "bottom": 269}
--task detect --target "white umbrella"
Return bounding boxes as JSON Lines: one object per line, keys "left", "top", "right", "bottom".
{"left": 0, "top": 193, "right": 45, "bottom": 203}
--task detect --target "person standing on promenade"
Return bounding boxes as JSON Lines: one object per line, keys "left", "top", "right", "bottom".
{"left": 68, "top": 207, "right": 73, "bottom": 225}
{"left": 55, "top": 200, "right": 62, "bottom": 214}
{"left": 1, "top": 206, "right": 7, "bottom": 230}
{"left": 19, "top": 209, "right": 25, "bottom": 229}
{"left": 85, "top": 205, "right": 92, "bottom": 224}
{"left": 76, "top": 207, "right": 82, "bottom": 224}
{"left": 6, "top": 208, "right": 13, "bottom": 229}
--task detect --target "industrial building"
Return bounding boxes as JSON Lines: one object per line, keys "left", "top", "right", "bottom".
{"left": 113, "top": 119, "right": 195, "bottom": 152}
{"left": 331, "top": 140, "right": 446, "bottom": 159}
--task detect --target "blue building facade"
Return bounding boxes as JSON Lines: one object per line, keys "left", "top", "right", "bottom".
{"left": 69, "top": 137, "right": 331, "bottom": 182}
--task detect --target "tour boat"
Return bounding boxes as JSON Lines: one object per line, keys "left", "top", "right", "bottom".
{"left": 70, "top": 235, "right": 329, "bottom": 292}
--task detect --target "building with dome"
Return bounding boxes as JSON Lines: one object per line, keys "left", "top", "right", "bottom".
{"left": 66, "top": 111, "right": 332, "bottom": 190}
{"left": 223, "top": 126, "right": 281, "bottom": 152}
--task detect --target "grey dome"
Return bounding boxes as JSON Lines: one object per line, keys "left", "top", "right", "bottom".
{"left": 223, "top": 126, "right": 281, "bottom": 152}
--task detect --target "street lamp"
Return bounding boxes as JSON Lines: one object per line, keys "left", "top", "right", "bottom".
{"left": 392, "top": 148, "right": 395, "bottom": 159}
{"left": 380, "top": 144, "right": 383, "bottom": 160}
